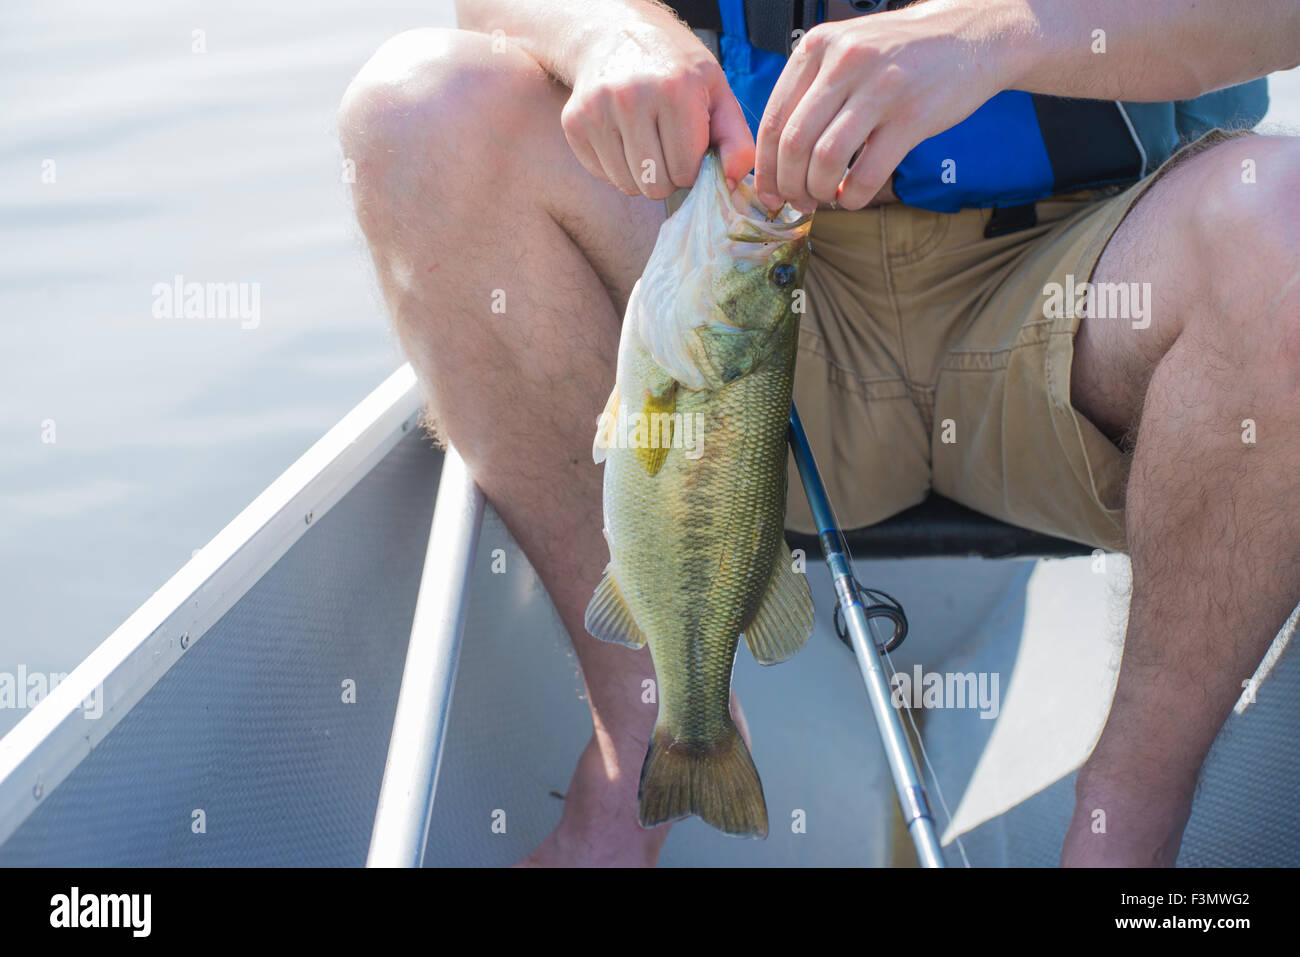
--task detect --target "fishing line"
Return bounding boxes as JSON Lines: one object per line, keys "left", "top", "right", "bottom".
{"left": 803, "top": 435, "right": 971, "bottom": 868}
{"left": 734, "top": 96, "right": 763, "bottom": 129}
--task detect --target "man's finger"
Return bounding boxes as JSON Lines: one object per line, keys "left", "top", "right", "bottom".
{"left": 835, "top": 123, "right": 911, "bottom": 210}
{"left": 708, "top": 88, "right": 756, "bottom": 190}
{"left": 561, "top": 104, "right": 616, "bottom": 188}
{"left": 622, "top": 116, "right": 674, "bottom": 201}
{"left": 754, "top": 44, "right": 819, "bottom": 207}
{"left": 806, "top": 97, "right": 877, "bottom": 204}
{"left": 658, "top": 89, "right": 712, "bottom": 189}
{"left": 775, "top": 79, "right": 847, "bottom": 213}
{"left": 591, "top": 123, "right": 643, "bottom": 196}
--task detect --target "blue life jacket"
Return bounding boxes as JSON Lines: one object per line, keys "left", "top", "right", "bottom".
{"left": 713, "top": 0, "right": 1268, "bottom": 212}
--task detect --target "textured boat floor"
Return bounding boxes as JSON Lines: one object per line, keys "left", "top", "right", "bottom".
{"left": 428, "top": 510, "right": 1300, "bottom": 867}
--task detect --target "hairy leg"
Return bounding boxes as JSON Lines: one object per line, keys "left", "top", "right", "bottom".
{"left": 1064, "top": 134, "right": 1300, "bottom": 865}
{"left": 340, "top": 28, "right": 669, "bottom": 865}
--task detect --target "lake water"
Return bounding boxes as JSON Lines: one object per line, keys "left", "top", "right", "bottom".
{"left": 1, "top": 0, "right": 1298, "bottom": 736}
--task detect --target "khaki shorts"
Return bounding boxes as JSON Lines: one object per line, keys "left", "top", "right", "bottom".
{"left": 669, "top": 130, "right": 1239, "bottom": 553}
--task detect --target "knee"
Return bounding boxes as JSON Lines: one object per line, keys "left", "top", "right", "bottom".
{"left": 1177, "top": 135, "right": 1300, "bottom": 369}
{"left": 1188, "top": 134, "right": 1300, "bottom": 248}
{"left": 1181, "top": 135, "right": 1300, "bottom": 284}
{"left": 338, "top": 28, "right": 546, "bottom": 230}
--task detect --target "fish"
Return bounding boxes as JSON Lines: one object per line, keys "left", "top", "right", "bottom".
{"left": 586, "top": 151, "right": 815, "bottom": 838}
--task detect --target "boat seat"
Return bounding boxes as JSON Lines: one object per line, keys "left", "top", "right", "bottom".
{"left": 787, "top": 493, "right": 1100, "bottom": 560}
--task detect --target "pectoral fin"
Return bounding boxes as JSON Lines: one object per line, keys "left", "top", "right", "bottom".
{"left": 592, "top": 385, "right": 620, "bottom": 464}
{"left": 743, "top": 541, "right": 815, "bottom": 665}
{"left": 585, "top": 567, "right": 647, "bottom": 649}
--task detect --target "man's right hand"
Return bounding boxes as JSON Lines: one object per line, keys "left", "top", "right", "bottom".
{"left": 560, "top": 17, "right": 754, "bottom": 200}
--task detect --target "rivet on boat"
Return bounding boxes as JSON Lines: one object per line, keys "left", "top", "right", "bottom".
{"left": 180, "top": 633, "right": 191, "bottom": 650}
{"left": 305, "top": 511, "right": 314, "bottom": 525}
{"left": 32, "top": 782, "right": 43, "bottom": 800}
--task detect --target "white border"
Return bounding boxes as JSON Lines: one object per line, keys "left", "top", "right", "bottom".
{"left": 0, "top": 364, "right": 423, "bottom": 847}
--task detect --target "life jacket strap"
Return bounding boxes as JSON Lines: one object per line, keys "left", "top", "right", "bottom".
{"left": 983, "top": 203, "right": 1039, "bottom": 239}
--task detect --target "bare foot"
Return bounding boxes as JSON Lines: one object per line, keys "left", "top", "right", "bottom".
{"left": 516, "top": 734, "right": 669, "bottom": 867}
{"left": 516, "top": 691, "right": 751, "bottom": 867}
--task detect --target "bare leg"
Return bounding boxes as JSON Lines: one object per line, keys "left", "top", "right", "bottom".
{"left": 1063, "top": 134, "right": 1300, "bottom": 865}
{"left": 340, "top": 28, "right": 669, "bottom": 865}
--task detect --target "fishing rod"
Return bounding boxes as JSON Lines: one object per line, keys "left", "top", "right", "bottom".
{"left": 788, "top": 404, "right": 946, "bottom": 868}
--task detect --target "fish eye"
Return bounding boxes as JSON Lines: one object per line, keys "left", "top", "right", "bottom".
{"left": 770, "top": 262, "right": 796, "bottom": 288}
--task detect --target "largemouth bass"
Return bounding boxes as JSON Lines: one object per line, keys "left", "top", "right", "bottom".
{"left": 587, "top": 152, "right": 815, "bottom": 838}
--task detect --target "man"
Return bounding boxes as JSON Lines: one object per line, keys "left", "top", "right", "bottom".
{"left": 339, "top": 0, "right": 1300, "bottom": 866}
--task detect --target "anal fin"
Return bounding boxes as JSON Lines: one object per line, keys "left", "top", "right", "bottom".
{"left": 743, "top": 540, "right": 815, "bottom": 665}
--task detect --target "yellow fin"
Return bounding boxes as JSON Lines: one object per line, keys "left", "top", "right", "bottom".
{"left": 743, "top": 540, "right": 815, "bottom": 665}
{"left": 633, "top": 384, "right": 677, "bottom": 477}
{"left": 592, "top": 385, "right": 620, "bottom": 464}
{"left": 584, "top": 567, "right": 647, "bottom": 648}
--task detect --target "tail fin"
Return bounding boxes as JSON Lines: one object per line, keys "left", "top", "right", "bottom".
{"left": 638, "top": 726, "right": 768, "bottom": 838}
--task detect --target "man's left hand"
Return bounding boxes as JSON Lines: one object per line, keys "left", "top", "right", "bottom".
{"left": 754, "top": 3, "right": 1010, "bottom": 212}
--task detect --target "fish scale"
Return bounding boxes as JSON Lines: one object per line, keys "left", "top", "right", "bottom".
{"left": 638, "top": 358, "right": 793, "bottom": 737}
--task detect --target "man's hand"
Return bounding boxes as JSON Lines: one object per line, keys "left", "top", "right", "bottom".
{"left": 562, "top": 19, "right": 754, "bottom": 200}
{"left": 752, "top": 0, "right": 1300, "bottom": 214}
{"left": 754, "top": 3, "right": 1007, "bottom": 213}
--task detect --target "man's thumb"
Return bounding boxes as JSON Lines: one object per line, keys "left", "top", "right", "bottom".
{"left": 709, "top": 92, "right": 756, "bottom": 190}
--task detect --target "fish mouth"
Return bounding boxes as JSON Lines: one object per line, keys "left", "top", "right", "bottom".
{"left": 697, "top": 152, "right": 813, "bottom": 245}
{"left": 729, "top": 176, "right": 812, "bottom": 232}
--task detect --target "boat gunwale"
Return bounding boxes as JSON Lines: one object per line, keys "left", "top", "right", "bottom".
{"left": 0, "top": 363, "right": 424, "bottom": 848}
